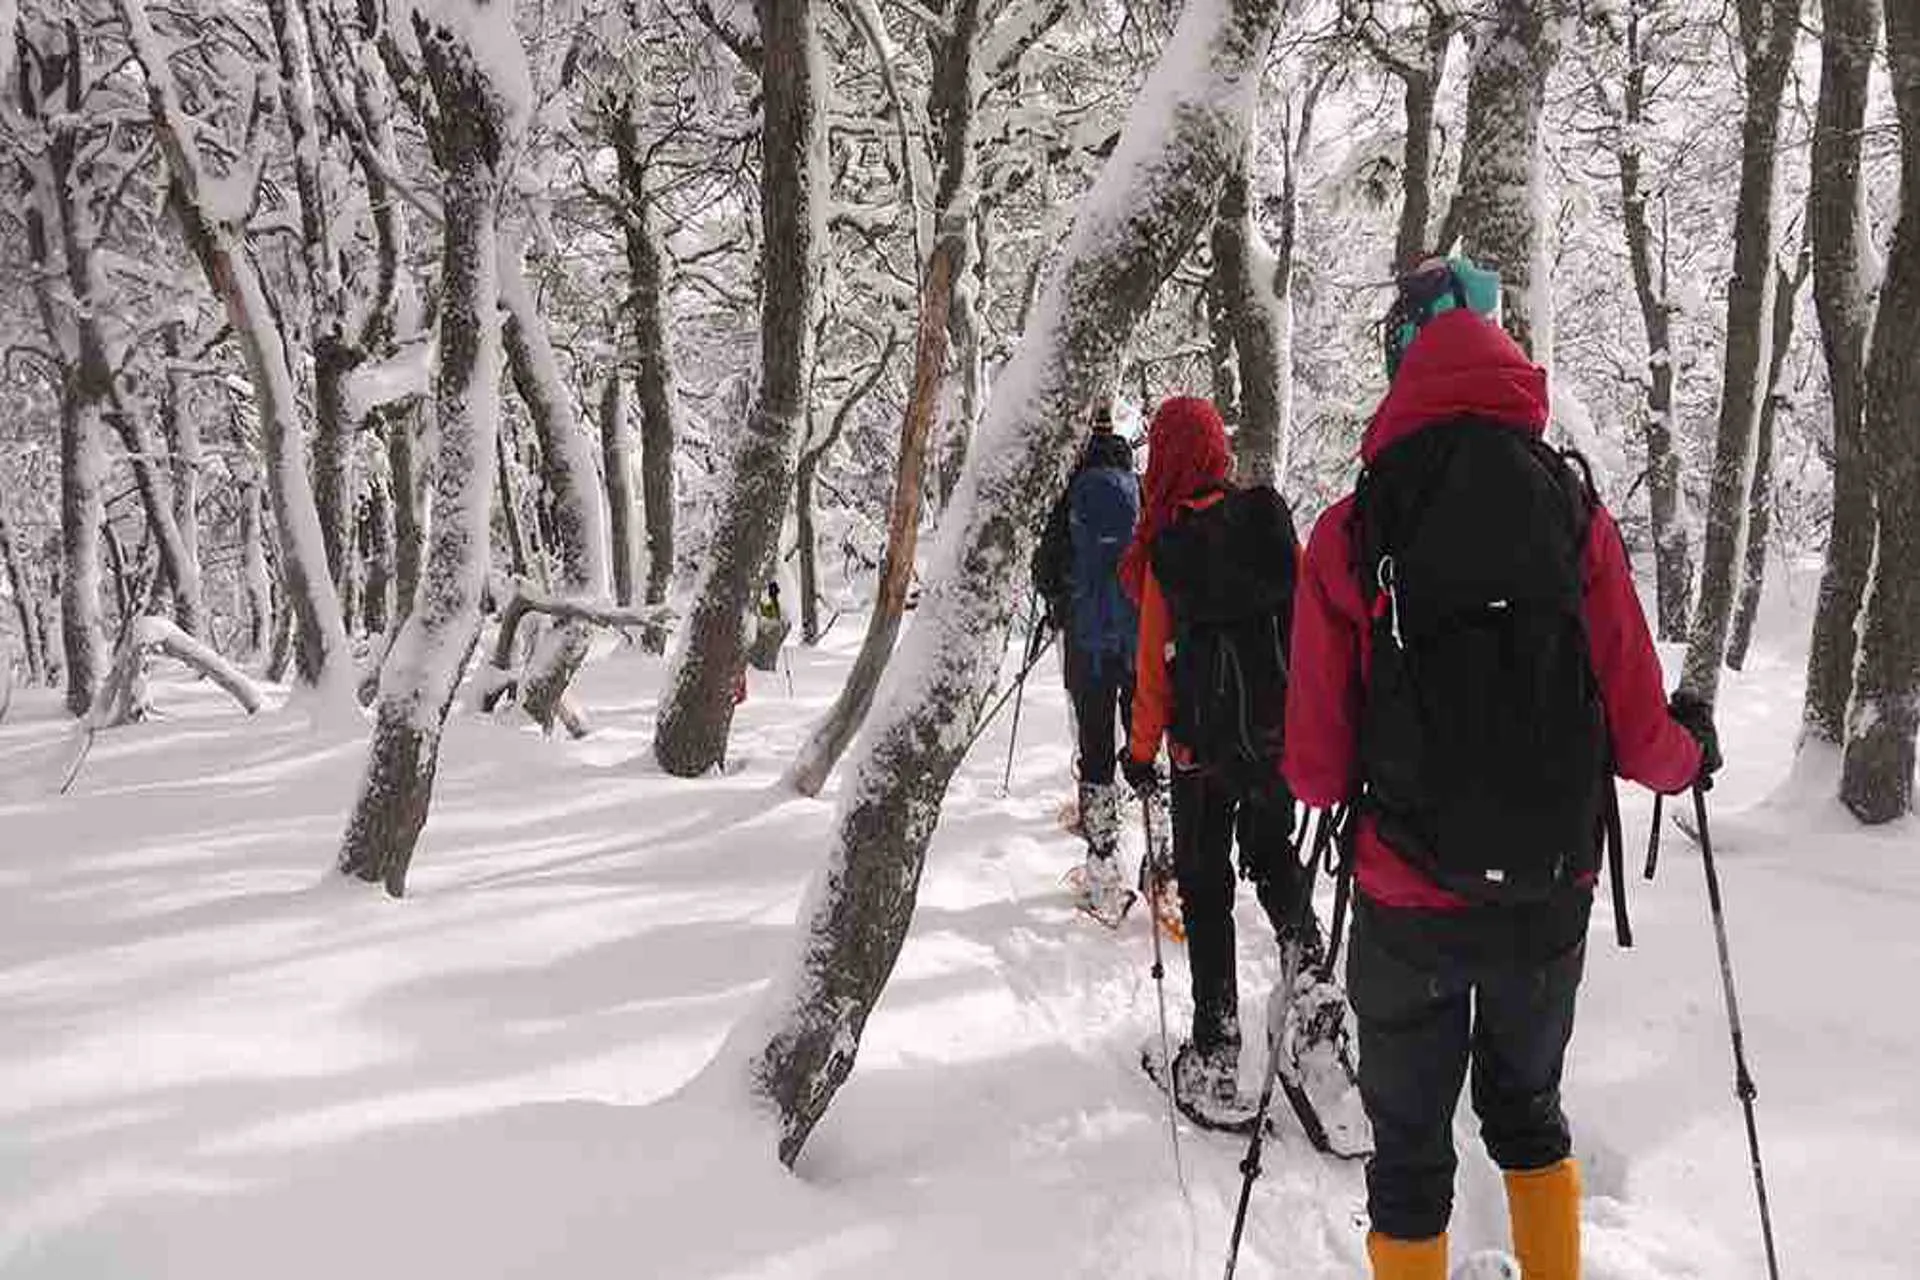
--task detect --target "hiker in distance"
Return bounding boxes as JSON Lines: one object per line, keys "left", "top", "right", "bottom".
{"left": 1032, "top": 402, "right": 1141, "bottom": 924}
{"left": 1118, "top": 395, "right": 1344, "bottom": 1128}
{"left": 1283, "top": 256, "right": 1722, "bottom": 1280}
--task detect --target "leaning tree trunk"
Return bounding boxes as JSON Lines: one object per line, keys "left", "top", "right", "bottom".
{"left": 786, "top": 0, "right": 981, "bottom": 797}
{"left": 1729, "top": 247, "right": 1808, "bottom": 671}
{"left": 611, "top": 103, "right": 680, "bottom": 644}
{"left": 1839, "top": 1, "right": 1920, "bottom": 822}
{"left": 122, "top": 0, "right": 352, "bottom": 698}
{"left": 1678, "top": 0, "right": 1800, "bottom": 706}
{"left": 1805, "top": 0, "right": 1882, "bottom": 745}
{"left": 739, "top": 0, "right": 1282, "bottom": 1166}
{"left": 1621, "top": 0, "right": 1693, "bottom": 640}
{"left": 600, "top": 374, "right": 639, "bottom": 607}
{"left": 501, "top": 248, "right": 610, "bottom": 730}
{"left": 0, "top": 509, "right": 46, "bottom": 687}
{"left": 653, "top": 0, "right": 821, "bottom": 777}
{"left": 337, "top": 0, "right": 525, "bottom": 896}
{"left": 1443, "top": 0, "right": 1565, "bottom": 361}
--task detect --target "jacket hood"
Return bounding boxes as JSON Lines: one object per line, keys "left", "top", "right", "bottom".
{"left": 1363, "top": 310, "right": 1549, "bottom": 463}
{"left": 1120, "top": 396, "right": 1230, "bottom": 601}
{"left": 1080, "top": 429, "right": 1135, "bottom": 473}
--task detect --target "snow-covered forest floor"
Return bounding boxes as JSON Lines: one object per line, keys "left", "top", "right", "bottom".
{"left": 0, "top": 568, "right": 1913, "bottom": 1279}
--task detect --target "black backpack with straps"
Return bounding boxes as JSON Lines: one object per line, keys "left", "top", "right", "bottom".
{"left": 1151, "top": 486, "right": 1299, "bottom": 794}
{"left": 1354, "top": 419, "right": 1608, "bottom": 904}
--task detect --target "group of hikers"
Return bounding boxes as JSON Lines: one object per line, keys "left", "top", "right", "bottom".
{"left": 1028, "top": 255, "right": 1722, "bottom": 1280}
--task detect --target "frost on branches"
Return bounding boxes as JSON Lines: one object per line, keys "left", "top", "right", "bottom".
{"left": 739, "top": 0, "right": 1282, "bottom": 1166}
{"left": 337, "top": 0, "right": 529, "bottom": 896}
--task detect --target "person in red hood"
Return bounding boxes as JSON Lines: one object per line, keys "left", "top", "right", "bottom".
{"left": 1120, "top": 395, "right": 1316, "bottom": 1126}
{"left": 1283, "top": 257, "right": 1719, "bottom": 1280}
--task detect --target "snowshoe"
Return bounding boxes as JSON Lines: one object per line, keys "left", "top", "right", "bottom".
{"left": 1064, "top": 854, "right": 1136, "bottom": 929}
{"left": 1265, "top": 944, "right": 1372, "bottom": 1159}
{"left": 1140, "top": 1038, "right": 1258, "bottom": 1134}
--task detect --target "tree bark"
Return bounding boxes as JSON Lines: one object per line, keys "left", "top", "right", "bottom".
{"left": 337, "top": 0, "right": 524, "bottom": 896}
{"left": 1445, "top": 0, "right": 1566, "bottom": 360}
{"left": 386, "top": 402, "right": 426, "bottom": 628}
{"left": 501, "top": 248, "right": 610, "bottom": 730}
{"left": 743, "top": 0, "right": 1282, "bottom": 1165}
{"left": 1729, "top": 248, "right": 1807, "bottom": 671}
{"left": 1840, "top": 0, "right": 1920, "bottom": 821}
{"left": 122, "top": 0, "right": 352, "bottom": 697}
{"left": 786, "top": 0, "right": 981, "bottom": 796}
{"left": 1804, "top": 0, "right": 1882, "bottom": 745}
{"left": 0, "top": 509, "right": 46, "bottom": 687}
{"left": 362, "top": 451, "right": 394, "bottom": 638}
{"left": 1619, "top": 0, "right": 1692, "bottom": 642}
{"left": 610, "top": 104, "right": 680, "bottom": 633}
{"left": 1209, "top": 160, "right": 1285, "bottom": 490}
{"left": 238, "top": 469, "right": 274, "bottom": 662}
{"left": 653, "top": 0, "right": 822, "bottom": 777}
{"left": 59, "top": 393, "right": 107, "bottom": 716}
{"left": 600, "top": 374, "right": 639, "bottom": 607}
{"left": 1678, "top": 0, "right": 1800, "bottom": 705}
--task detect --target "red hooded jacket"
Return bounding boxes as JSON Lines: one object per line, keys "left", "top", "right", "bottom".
{"left": 1282, "top": 310, "right": 1702, "bottom": 910}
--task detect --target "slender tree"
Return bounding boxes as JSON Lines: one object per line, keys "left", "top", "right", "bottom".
{"left": 653, "top": 0, "right": 822, "bottom": 776}
{"left": 1678, "top": 0, "right": 1800, "bottom": 705}
{"left": 1840, "top": 0, "right": 1920, "bottom": 821}
{"left": 338, "top": 0, "right": 529, "bottom": 895}
{"left": 1804, "top": 0, "right": 1882, "bottom": 745}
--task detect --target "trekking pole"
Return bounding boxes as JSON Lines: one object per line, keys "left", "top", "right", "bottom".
{"left": 1604, "top": 778, "right": 1633, "bottom": 948}
{"left": 1692, "top": 785, "right": 1782, "bottom": 1280}
{"left": 999, "top": 609, "right": 1048, "bottom": 796}
{"left": 1643, "top": 793, "right": 1664, "bottom": 880}
{"left": 1223, "top": 808, "right": 1329, "bottom": 1279}
{"left": 1140, "top": 785, "right": 1190, "bottom": 1198}
{"left": 961, "top": 628, "right": 1055, "bottom": 757}
{"left": 1318, "top": 805, "right": 1356, "bottom": 983}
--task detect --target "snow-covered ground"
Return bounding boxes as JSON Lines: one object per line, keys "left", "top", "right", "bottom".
{"left": 0, "top": 568, "right": 1912, "bottom": 1279}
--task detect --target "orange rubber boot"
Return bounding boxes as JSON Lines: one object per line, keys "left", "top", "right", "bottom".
{"left": 1504, "top": 1159, "right": 1581, "bottom": 1280}
{"left": 1366, "top": 1232, "right": 1447, "bottom": 1280}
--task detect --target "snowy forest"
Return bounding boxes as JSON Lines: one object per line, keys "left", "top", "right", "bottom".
{"left": 0, "top": 0, "right": 1916, "bottom": 1273}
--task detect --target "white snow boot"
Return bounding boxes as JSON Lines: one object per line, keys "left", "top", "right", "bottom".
{"left": 1078, "top": 780, "right": 1123, "bottom": 859}
{"left": 1070, "top": 850, "right": 1135, "bottom": 927}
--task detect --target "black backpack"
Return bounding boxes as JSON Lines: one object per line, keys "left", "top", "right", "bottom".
{"left": 1151, "top": 486, "right": 1299, "bottom": 793}
{"left": 1355, "top": 419, "right": 1607, "bottom": 904}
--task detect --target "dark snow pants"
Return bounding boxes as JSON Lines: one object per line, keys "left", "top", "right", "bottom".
{"left": 1169, "top": 767, "right": 1301, "bottom": 1054}
{"left": 1346, "top": 897, "right": 1588, "bottom": 1241}
{"left": 1064, "top": 645, "right": 1132, "bottom": 787}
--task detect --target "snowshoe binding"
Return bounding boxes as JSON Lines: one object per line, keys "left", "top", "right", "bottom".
{"left": 1064, "top": 853, "right": 1136, "bottom": 928}
{"left": 1265, "top": 938, "right": 1372, "bottom": 1159}
{"left": 1141, "top": 1038, "right": 1259, "bottom": 1134}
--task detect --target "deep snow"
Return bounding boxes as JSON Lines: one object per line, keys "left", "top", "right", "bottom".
{"left": 0, "top": 564, "right": 1913, "bottom": 1278}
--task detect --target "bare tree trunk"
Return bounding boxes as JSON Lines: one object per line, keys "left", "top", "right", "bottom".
{"left": 937, "top": 220, "right": 985, "bottom": 513}
{"left": 0, "top": 510, "right": 46, "bottom": 686}
{"left": 1209, "top": 160, "right": 1284, "bottom": 489}
{"left": 123, "top": 0, "right": 352, "bottom": 697}
{"left": 1840, "top": 1, "right": 1920, "bottom": 821}
{"left": 600, "top": 374, "right": 639, "bottom": 607}
{"left": 654, "top": 0, "right": 822, "bottom": 777}
{"left": 786, "top": 0, "right": 981, "bottom": 796}
{"left": 1679, "top": 0, "right": 1800, "bottom": 705}
{"left": 386, "top": 403, "right": 426, "bottom": 628}
{"left": 1805, "top": 0, "right": 1882, "bottom": 745}
{"left": 337, "top": 0, "right": 524, "bottom": 896}
{"left": 497, "top": 425, "right": 532, "bottom": 582}
{"left": 1350, "top": 1, "right": 1459, "bottom": 267}
{"left": 159, "top": 324, "right": 202, "bottom": 618}
{"left": 1729, "top": 247, "right": 1808, "bottom": 671}
{"left": 238, "top": 470, "right": 274, "bottom": 662}
{"left": 1444, "top": 0, "right": 1565, "bottom": 361}
{"left": 1619, "top": 0, "right": 1693, "bottom": 641}
{"left": 59, "top": 393, "right": 107, "bottom": 716}
{"left": 610, "top": 104, "right": 680, "bottom": 633}
{"left": 795, "top": 458, "right": 821, "bottom": 644}
{"left": 742, "top": 0, "right": 1282, "bottom": 1164}
{"left": 501, "top": 249, "right": 610, "bottom": 730}
{"left": 362, "top": 454, "right": 394, "bottom": 637}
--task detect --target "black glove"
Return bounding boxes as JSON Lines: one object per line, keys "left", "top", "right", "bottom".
{"left": 1120, "top": 753, "right": 1162, "bottom": 798}
{"left": 1668, "top": 690, "right": 1722, "bottom": 791}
